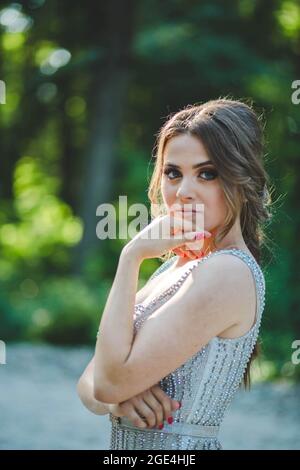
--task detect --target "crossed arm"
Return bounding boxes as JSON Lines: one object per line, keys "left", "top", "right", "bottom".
{"left": 94, "top": 248, "right": 251, "bottom": 404}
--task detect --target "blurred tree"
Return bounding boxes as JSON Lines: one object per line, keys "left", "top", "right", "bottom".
{"left": 74, "top": 0, "right": 136, "bottom": 273}
{"left": 0, "top": 0, "right": 299, "bottom": 379}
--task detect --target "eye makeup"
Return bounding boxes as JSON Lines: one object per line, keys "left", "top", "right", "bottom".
{"left": 163, "top": 165, "right": 218, "bottom": 181}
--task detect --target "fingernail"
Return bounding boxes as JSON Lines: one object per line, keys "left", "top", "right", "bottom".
{"left": 158, "top": 423, "right": 164, "bottom": 429}
{"left": 167, "top": 417, "right": 173, "bottom": 424}
{"left": 195, "top": 232, "right": 205, "bottom": 240}
{"left": 178, "top": 402, "right": 182, "bottom": 409}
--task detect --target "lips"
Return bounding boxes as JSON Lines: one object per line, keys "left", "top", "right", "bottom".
{"left": 170, "top": 205, "right": 204, "bottom": 214}
{"left": 181, "top": 209, "right": 203, "bottom": 213}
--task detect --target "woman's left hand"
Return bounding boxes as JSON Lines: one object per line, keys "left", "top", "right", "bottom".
{"left": 123, "top": 212, "right": 211, "bottom": 261}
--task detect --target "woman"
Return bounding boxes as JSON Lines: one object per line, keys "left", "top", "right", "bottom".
{"left": 77, "top": 98, "right": 271, "bottom": 450}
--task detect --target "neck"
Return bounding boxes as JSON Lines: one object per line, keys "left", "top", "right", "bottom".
{"left": 174, "top": 221, "right": 248, "bottom": 268}
{"left": 205, "top": 222, "right": 247, "bottom": 254}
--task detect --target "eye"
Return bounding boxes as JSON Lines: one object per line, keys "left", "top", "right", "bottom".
{"left": 163, "top": 168, "right": 181, "bottom": 180}
{"left": 198, "top": 169, "right": 218, "bottom": 180}
{"left": 163, "top": 167, "right": 218, "bottom": 181}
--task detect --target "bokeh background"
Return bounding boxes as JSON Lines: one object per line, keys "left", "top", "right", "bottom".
{"left": 0, "top": 0, "right": 299, "bottom": 450}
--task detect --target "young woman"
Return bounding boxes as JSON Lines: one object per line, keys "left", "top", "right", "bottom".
{"left": 77, "top": 98, "right": 271, "bottom": 450}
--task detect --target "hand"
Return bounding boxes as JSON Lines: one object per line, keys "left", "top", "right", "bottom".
{"left": 124, "top": 212, "right": 211, "bottom": 261}
{"left": 171, "top": 245, "right": 203, "bottom": 260}
{"left": 108, "top": 384, "right": 180, "bottom": 429}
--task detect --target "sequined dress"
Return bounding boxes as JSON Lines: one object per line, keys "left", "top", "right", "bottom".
{"left": 109, "top": 248, "right": 266, "bottom": 450}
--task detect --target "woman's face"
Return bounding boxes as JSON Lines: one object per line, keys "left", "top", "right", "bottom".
{"left": 161, "top": 133, "right": 228, "bottom": 234}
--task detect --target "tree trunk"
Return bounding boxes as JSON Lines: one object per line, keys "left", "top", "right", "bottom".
{"left": 73, "top": 0, "right": 136, "bottom": 274}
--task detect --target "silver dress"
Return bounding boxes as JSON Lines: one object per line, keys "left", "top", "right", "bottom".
{"left": 109, "top": 248, "right": 266, "bottom": 450}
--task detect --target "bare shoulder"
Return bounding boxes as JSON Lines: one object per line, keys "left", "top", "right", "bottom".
{"left": 189, "top": 250, "right": 254, "bottom": 288}
{"left": 189, "top": 251, "right": 256, "bottom": 337}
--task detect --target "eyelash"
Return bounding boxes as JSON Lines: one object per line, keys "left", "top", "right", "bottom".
{"left": 163, "top": 168, "right": 218, "bottom": 181}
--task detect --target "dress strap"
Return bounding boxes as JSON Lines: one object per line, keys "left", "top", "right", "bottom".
{"left": 148, "top": 257, "right": 177, "bottom": 282}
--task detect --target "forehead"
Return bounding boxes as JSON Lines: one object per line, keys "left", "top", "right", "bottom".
{"left": 163, "top": 133, "right": 209, "bottom": 164}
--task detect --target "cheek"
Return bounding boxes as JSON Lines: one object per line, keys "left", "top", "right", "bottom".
{"left": 205, "top": 186, "right": 228, "bottom": 225}
{"left": 161, "top": 179, "right": 175, "bottom": 206}
{"left": 216, "top": 188, "right": 227, "bottom": 214}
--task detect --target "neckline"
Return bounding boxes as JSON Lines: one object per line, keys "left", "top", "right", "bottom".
{"left": 137, "top": 247, "right": 261, "bottom": 313}
{"left": 135, "top": 247, "right": 265, "bottom": 345}
{"left": 172, "top": 246, "right": 258, "bottom": 272}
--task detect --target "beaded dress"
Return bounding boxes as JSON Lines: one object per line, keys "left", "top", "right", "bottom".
{"left": 109, "top": 248, "right": 265, "bottom": 450}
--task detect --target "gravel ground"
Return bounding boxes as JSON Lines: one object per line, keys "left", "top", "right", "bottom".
{"left": 0, "top": 343, "right": 299, "bottom": 450}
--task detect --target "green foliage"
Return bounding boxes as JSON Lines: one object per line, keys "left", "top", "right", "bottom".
{"left": 1, "top": 275, "right": 111, "bottom": 345}
{"left": 0, "top": 0, "right": 299, "bottom": 382}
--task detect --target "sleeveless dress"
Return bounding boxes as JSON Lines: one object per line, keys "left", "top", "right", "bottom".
{"left": 108, "top": 248, "right": 266, "bottom": 450}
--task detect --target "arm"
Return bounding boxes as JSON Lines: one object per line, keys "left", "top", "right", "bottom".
{"left": 77, "top": 356, "right": 115, "bottom": 415}
{"left": 94, "top": 252, "right": 252, "bottom": 404}
{"left": 93, "top": 214, "right": 196, "bottom": 402}
{"left": 78, "top": 356, "right": 180, "bottom": 429}
{"left": 93, "top": 246, "right": 142, "bottom": 403}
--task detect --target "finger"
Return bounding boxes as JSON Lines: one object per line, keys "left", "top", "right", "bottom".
{"left": 185, "top": 230, "right": 211, "bottom": 249}
{"left": 171, "top": 211, "right": 205, "bottom": 233}
{"left": 150, "top": 386, "right": 173, "bottom": 423}
{"left": 185, "top": 250, "right": 197, "bottom": 259}
{"left": 177, "top": 244, "right": 196, "bottom": 259}
{"left": 131, "top": 396, "right": 157, "bottom": 428}
{"left": 170, "top": 231, "right": 197, "bottom": 249}
{"left": 171, "top": 247, "right": 186, "bottom": 258}
{"left": 171, "top": 399, "right": 181, "bottom": 411}
{"left": 170, "top": 217, "right": 212, "bottom": 241}
{"left": 151, "top": 386, "right": 181, "bottom": 417}
{"left": 138, "top": 393, "right": 164, "bottom": 428}
{"left": 118, "top": 401, "right": 147, "bottom": 429}
{"left": 128, "top": 407, "right": 148, "bottom": 429}
{"left": 183, "top": 241, "right": 204, "bottom": 258}
{"left": 170, "top": 216, "right": 193, "bottom": 236}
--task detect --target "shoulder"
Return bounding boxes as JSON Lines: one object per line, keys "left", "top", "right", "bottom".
{"left": 181, "top": 251, "right": 256, "bottom": 321}
{"left": 193, "top": 251, "right": 254, "bottom": 287}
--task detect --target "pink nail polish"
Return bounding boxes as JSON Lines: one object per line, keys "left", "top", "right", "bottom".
{"left": 195, "top": 232, "right": 205, "bottom": 240}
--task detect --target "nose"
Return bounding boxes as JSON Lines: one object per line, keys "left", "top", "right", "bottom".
{"left": 176, "top": 178, "right": 195, "bottom": 201}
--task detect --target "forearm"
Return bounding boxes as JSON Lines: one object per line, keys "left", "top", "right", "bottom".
{"left": 94, "top": 246, "right": 142, "bottom": 385}
{"left": 77, "top": 375, "right": 114, "bottom": 415}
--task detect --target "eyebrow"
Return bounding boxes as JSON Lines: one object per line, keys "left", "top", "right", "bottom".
{"left": 163, "top": 160, "right": 213, "bottom": 169}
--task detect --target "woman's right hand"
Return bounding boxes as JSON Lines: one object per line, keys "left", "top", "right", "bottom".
{"left": 108, "top": 385, "right": 180, "bottom": 429}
